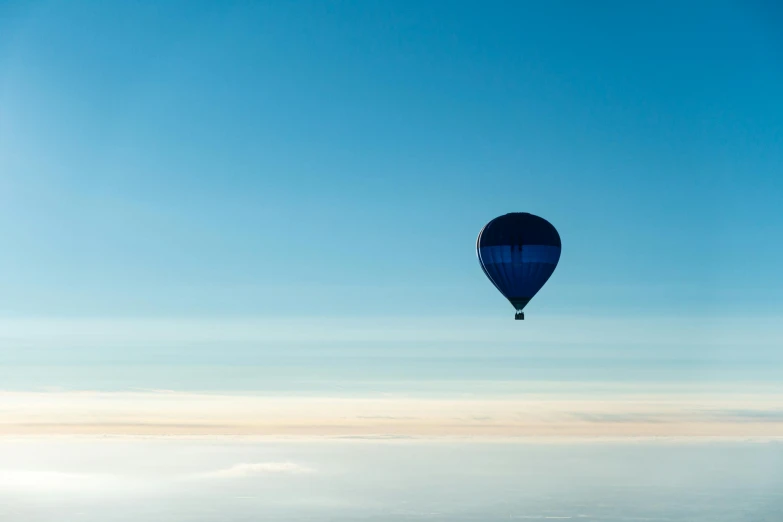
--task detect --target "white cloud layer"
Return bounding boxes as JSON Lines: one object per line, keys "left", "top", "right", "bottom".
{"left": 197, "top": 462, "right": 315, "bottom": 479}
{"left": 0, "top": 470, "right": 119, "bottom": 492}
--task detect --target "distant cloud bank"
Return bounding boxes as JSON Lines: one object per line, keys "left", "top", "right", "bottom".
{"left": 1, "top": 389, "right": 782, "bottom": 439}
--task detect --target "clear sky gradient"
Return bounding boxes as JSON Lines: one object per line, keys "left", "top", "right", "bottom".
{"left": 1, "top": 1, "right": 782, "bottom": 425}
{"left": 2, "top": 0, "right": 782, "bottom": 318}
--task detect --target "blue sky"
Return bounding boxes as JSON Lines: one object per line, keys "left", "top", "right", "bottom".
{"left": 2, "top": 0, "right": 782, "bottom": 320}
{"left": 0, "top": 1, "right": 782, "bottom": 396}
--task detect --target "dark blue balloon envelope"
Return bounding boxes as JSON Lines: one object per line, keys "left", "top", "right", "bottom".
{"left": 476, "top": 213, "right": 561, "bottom": 320}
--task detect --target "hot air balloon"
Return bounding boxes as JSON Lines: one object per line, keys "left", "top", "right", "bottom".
{"left": 476, "top": 213, "right": 561, "bottom": 320}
